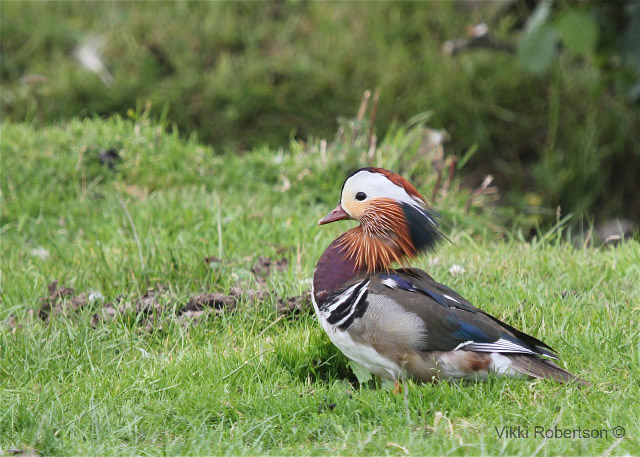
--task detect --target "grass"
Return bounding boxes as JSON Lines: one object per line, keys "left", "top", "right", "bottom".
{"left": 2, "top": 2, "right": 639, "bottom": 226}
{"left": 1, "top": 118, "right": 639, "bottom": 455}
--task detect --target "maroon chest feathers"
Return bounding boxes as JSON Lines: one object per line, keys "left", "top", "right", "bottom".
{"left": 313, "top": 235, "right": 366, "bottom": 307}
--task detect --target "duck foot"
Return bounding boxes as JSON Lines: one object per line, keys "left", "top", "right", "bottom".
{"left": 393, "top": 378, "right": 411, "bottom": 423}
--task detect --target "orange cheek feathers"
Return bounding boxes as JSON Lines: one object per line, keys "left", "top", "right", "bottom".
{"left": 343, "top": 200, "right": 368, "bottom": 219}
{"left": 338, "top": 199, "right": 416, "bottom": 272}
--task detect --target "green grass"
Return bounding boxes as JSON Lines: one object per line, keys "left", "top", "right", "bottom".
{"left": 1, "top": 119, "right": 639, "bottom": 455}
{"left": 2, "top": 2, "right": 639, "bottom": 226}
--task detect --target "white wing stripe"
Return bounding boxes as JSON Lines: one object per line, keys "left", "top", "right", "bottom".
{"left": 335, "top": 284, "right": 369, "bottom": 327}
{"left": 325, "top": 282, "right": 363, "bottom": 312}
{"left": 453, "top": 341, "right": 473, "bottom": 351}
{"left": 456, "top": 338, "right": 538, "bottom": 355}
{"left": 381, "top": 278, "right": 397, "bottom": 289}
{"left": 442, "top": 293, "right": 461, "bottom": 304}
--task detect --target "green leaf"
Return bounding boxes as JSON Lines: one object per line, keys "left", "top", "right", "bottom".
{"left": 457, "top": 143, "right": 479, "bottom": 170}
{"left": 556, "top": 11, "right": 599, "bottom": 56}
{"left": 348, "top": 361, "right": 372, "bottom": 384}
{"left": 517, "top": 24, "right": 559, "bottom": 73}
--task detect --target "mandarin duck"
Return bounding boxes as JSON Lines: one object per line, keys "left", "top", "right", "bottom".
{"left": 312, "top": 167, "right": 586, "bottom": 384}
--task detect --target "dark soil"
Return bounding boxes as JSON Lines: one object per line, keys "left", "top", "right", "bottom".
{"left": 275, "top": 295, "right": 308, "bottom": 315}
{"left": 32, "top": 267, "right": 310, "bottom": 331}
{"left": 97, "top": 147, "right": 121, "bottom": 169}
{"left": 2, "top": 448, "right": 41, "bottom": 457}
{"left": 38, "top": 281, "right": 91, "bottom": 322}
{"left": 252, "top": 256, "right": 289, "bottom": 285}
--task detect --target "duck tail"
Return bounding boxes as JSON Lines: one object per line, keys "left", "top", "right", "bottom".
{"left": 507, "top": 354, "right": 591, "bottom": 386}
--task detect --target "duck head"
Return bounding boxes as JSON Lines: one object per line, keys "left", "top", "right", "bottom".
{"left": 319, "top": 167, "right": 442, "bottom": 273}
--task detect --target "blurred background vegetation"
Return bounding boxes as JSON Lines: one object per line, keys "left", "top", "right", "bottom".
{"left": 1, "top": 1, "right": 639, "bottom": 235}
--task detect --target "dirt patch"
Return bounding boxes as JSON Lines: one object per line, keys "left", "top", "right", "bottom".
{"left": 181, "top": 291, "right": 243, "bottom": 313}
{"left": 38, "top": 281, "right": 90, "bottom": 322}
{"left": 176, "top": 288, "right": 309, "bottom": 324}
{"left": 2, "top": 448, "right": 41, "bottom": 457}
{"left": 34, "top": 281, "right": 310, "bottom": 331}
{"left": 276, "top": 294, "right": 309, "bottom": 315}
{"left": 2, "top": 314, "right": 18, "bottom": 331}
{"left": 132, "top": 286, "right": 167, "bottom": 314}
{"left": 97, "top": 147, "right": 121, "bottom": 170}
{"left": 203, "top": 255, "right": 221, "bottom": 265}
{"left": 560, "top": 290, "right": 580, "bottom": 299}
{"left": 252, "top": 256, "right": 289, "bottom": 285}
{"left": 90, "top": 303, "right": 118, "bottom": 328}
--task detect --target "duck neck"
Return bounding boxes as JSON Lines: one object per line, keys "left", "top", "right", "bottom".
{"left": 313, "top": 232, "right": 367, "bottom": 307}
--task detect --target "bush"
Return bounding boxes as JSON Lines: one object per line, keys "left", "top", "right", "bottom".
{"left": 1, "top": 2, "right": 638, "bottom": 227}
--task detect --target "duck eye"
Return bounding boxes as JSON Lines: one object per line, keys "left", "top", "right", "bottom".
{"left": 355, "top": 192, "right": 367, "bottom": 201}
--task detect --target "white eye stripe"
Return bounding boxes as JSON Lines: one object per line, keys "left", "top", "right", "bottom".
{"left": 342, "top": 171, "right": 424, "bottom": 216}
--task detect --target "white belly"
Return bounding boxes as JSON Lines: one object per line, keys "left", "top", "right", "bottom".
{"left": 311, "top": 287, "right": 403, "bottom": 380}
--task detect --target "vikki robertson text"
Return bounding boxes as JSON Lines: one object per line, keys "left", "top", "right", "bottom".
{"left": 495, "top": 425, "right": 625, "bottom": 439}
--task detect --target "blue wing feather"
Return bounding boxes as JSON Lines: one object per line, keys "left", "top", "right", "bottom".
{"left": 453, "top": 320, "right": 494, "bottom": 343}
{"left": 380, "top": 273, "right": 450, "bottom": 307}
{"left": 378, "top": 270, "right": 557, "bottom": 358}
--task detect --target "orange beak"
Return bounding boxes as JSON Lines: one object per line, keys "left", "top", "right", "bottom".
{"left": 318, "top": 204, "right": 351, "bottom": 225}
